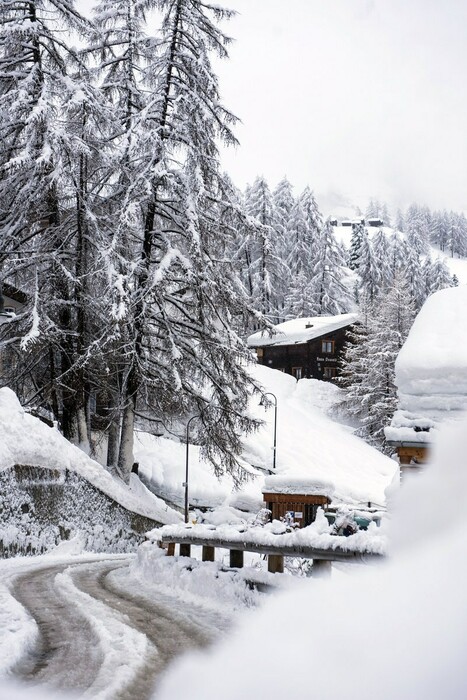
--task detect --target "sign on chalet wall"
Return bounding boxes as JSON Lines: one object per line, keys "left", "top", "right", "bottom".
{"left": 247, "top": 314, "right": 358, "bottom": 382}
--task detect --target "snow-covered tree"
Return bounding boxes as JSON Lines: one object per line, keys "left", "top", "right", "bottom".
{"left": 99, "top": 0, "right": 263, "bottom": 480}
{"left": 358, "top": 230, "right": 379, "bottom": 303}
{"left": 339, "top": 275, "right": 415, "bottom": 452}
{"left": 308, "top": 219, "right": 352, "bottom": 315}
{"left": 0, "top": 0, "right": 112, "bottom": 443}
{"left": 349, "top": 222, "right": 364, "bottom": 270}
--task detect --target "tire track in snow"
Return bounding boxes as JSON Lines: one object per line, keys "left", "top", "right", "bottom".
{"left": 9, "top": 557, "right": 220, "bottom": 699}
{"left": 71, "top": 561, "right": 216, "bottom": 699}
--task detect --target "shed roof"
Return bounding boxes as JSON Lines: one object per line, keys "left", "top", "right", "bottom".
{"left": 247, "top": 313, "right": 358, "bottom": 348}
{"left": 263, "top": 475, "right": 335, "bottom": 498}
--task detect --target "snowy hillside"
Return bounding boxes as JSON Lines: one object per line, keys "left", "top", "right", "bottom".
{"left": 0, "top": 388, "right": 179, "bottom": 525}
{"left": 333, "top": 223, "right": 467, "bottom": 283}
{"left": 139, "top": 365, "right": 398, "bottom": 511}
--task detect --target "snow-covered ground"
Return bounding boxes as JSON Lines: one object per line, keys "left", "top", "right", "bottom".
{"left": 138, "top": 364, "right": 398, "bottom": 513}
{"left": 154, "top": 415, "right": 467, "bottom": 700}
{"left": 0, "top": 388, "right": 180, "bottom": 525}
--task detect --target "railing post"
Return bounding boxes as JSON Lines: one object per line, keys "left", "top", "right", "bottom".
{"left": 229, "top": 549, "right": 244, "bottom": 568}
{"left": 179, "top": 543, "right": 191, "bottom": 557}
{"left": 268, "top": 554, "right": 284, "bottom": 574}
{"left": 202, "top": 545, "right": 215, "bottom": 562}
{"left": 312, "top": 559, "right": 332, "bottom": 577}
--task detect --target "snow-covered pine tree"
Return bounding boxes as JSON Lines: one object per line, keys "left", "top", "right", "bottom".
{"left": 388, "top": 231, "right": 407, "bottom": 280}
{"left": 371, "top": 229, "right": 392, "bottom": 291}
{"left": 271, "top": 177, "right": 295, "bottom": 320}
{"left": 432, "top": 210, "right": 450, "bottom": 252}
{"left": 0, "top": 0, "right": 110, "bottom": 443}
{"left": 380, "top": 203, "right": 391, "bottom": 227}
{"left": 358, "top": 229, "right": 379, "bottom": 302}
{"left": 96, "top": 0, "right": 262, "bottom": 481}
{"left": 308, "top": 219, "right": 352, "bottom": 315}
{"left": 427, "top": 257, "right": 455, "bottom": 295}
{"left": 246, "top": 176, "right": 286, "bottom": 321}
{"left": 405, "top": 203, "right": 429, "bottom": 256}
{"left": 447, "top": 211, "right": 467, "bottom": 258}
{"left": 349, "top": 222, "right": 364, "bottom": 270}
{"left": 346, "top": 275, "right": 414, "bottom": 452}
{"left": 395, "top": 208, "right": 405, "bottom": 232}
{"left": 400, "top": 240, "right": 425, "bottom": 310}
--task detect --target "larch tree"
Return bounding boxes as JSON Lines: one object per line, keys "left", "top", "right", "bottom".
{"left": 0, "top": 0, "right": 108, "bottom": 444}
{"left": 97, "top": 0, "right": 263, "bottom": 481}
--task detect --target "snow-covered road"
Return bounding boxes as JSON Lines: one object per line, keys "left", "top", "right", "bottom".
{"left": 7, "top": 556, "right": 221, "bottom": 699}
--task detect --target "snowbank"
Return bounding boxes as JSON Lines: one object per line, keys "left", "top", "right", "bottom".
{"left": 0, "top": 388, "right": 180, "bottom": 524}
{"left": 386, "top": 286, "right": 467, "bottom": 444}
{"left": 155, "top": 416, "right": 467, "bottom": 700}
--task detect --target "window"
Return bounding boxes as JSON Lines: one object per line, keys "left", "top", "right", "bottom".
{"left": 3, "top": 307, "right": 15, "bottom": 314}
{"left": 323, "top": 367, "right": 337, "bottom": 379}
{"left": 321, "top": 339, "right": 334, "bottom": 354}
{"left": 292, "top": 367, "right": 303, "bottom": 380}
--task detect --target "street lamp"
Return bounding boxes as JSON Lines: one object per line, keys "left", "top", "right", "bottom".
{"left": 184, "top": 413, "right": 200, "bottom": 523}
{"left": 260, "top": 392, "right": 278, "bottom": 472}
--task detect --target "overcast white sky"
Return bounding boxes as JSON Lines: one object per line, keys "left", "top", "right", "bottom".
{"left": 79, "top": 0, "right": 467, "bottom": 216}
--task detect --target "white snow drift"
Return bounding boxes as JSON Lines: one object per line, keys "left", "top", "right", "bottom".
{"left": 386, "top": 285, "right": 467, "bottom": 444}
{"left": 0, "top": 388, "right": 180, "bottom": 524}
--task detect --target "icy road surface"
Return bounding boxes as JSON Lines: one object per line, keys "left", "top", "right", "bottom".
{"left": 8, "top": 556, "right": 222, "bottom": 699}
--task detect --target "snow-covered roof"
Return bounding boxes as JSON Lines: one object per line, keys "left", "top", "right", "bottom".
{"left": 247, "top": 314, "right": 358, "bottom": 348}
{"left": 386, "top": 286, "right": 467, "bottom": 444}
{"left": 263, "top": 475, "right": 335, "bottom": 498}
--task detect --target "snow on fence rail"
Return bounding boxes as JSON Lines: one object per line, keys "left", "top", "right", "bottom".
{"left": 149, "top": 521, "right": 385, "bottom": 574}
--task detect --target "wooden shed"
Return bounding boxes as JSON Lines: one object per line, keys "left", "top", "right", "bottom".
{"left": 262, "top": 476, "right": 334, "bottom": 528}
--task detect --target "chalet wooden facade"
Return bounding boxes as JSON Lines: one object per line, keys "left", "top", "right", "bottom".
{"left": 248, "top": 314, "right": 358, "bottom": 382}
{"left": 263, "top": 491, "right": 331, "bottom": 528}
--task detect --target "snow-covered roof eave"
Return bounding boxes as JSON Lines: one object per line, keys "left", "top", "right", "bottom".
{"left": 247, "top": 313, "right": 359, "bottom": 348}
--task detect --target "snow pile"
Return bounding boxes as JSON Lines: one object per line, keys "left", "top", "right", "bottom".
{"left": 0, "top": 387, "right": 179, "bottom": 524}
{"left": 386, "top": 286, "right": 467, "bottom": 444}
{"left": 155, "top": 416, "right": 467, "bottom": 700}
{"left": 135, "top": 431, "right": 259, "bottom": 510}
{"left": 247, "top": 313, "right": 358, "bottom": 347}
{"left": 129, "top": 543, "right": 260, "bottom": 611}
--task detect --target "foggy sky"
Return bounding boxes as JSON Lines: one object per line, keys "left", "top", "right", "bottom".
{"left": 78, "top": 0, "right": 467, "bottom": 216}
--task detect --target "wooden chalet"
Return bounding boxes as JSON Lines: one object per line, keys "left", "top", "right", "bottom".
{"left": 248, "top": 314, "right": 358, "bottom": 382}
{"left": 0, "top": 283, "right": 27, "bottom": 320}
{"left": 262, "top": 476, "right": 334, "bottom": 529}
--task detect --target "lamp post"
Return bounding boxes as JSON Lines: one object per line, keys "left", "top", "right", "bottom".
{"left": 260, "top": 392, "right": 278, "bottom": 472}
{"left": 184, "top": 413, "right": 200, "bottom": 523}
